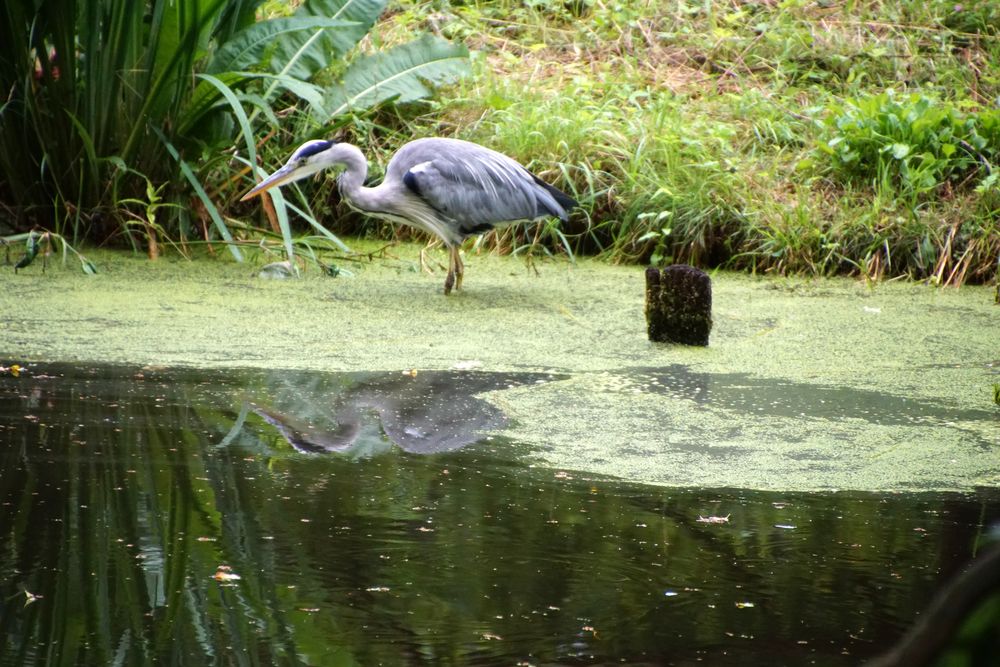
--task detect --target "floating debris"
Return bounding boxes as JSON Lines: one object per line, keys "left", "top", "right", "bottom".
{"left": 213, "top": 565, "right": 241, "bottom": 582}
{"left": 697, "top": 514, "right": 731, "bottom": 524}
{"left": 256, "top": 261, "right": 297, "bottom": 280}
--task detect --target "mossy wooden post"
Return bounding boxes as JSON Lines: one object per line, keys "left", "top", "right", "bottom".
{"left": 645, "top": 265, "right": 712, "bottom": 346}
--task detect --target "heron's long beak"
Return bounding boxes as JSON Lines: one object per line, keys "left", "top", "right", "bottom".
{"left": 240, "top": 165, "right": 298, "bottom": 202}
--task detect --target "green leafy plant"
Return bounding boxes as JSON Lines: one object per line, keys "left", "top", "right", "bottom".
{"left": 0, "top": 0, "right": 469, "bottom": 266}
{"left": 819, "top": 92, "right": 997, "bottom": 200}
{"left": 5, "top": 229, "right": 96, "bottom": 274}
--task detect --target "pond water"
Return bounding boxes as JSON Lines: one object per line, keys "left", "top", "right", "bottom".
{"left": 0, "top": 364, "right": 996, "bottom": 666}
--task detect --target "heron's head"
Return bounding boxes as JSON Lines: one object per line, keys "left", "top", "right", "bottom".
{"left": 240, "top": 139, "right": 345, "bottom": 201}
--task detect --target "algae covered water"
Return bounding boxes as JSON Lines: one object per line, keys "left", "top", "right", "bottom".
{"left": 0, "top": 363, "right": 996, "bottom": 665}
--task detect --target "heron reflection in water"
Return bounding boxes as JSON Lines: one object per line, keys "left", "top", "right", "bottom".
{"left": 242, "top": 370, "right": 558, "bottom": 456}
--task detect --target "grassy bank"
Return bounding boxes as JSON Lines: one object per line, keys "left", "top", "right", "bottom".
{"left": 3, "top": 0, "right": 999, "bottom": 286}
{"left": 360, "top": 0, "right": 999, "bottom": 285}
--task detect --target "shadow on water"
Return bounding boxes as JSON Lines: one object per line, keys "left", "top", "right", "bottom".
{"left": 0, "top": 363, "right": 997, "bottom": 666}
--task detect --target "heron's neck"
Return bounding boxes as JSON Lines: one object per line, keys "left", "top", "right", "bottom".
{"left": 334, "top": 145, "right": 379, "bottom": 211}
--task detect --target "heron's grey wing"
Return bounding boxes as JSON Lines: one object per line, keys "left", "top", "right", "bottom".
{"left": 398, "top": 146, "right": 572, "bottom": 237}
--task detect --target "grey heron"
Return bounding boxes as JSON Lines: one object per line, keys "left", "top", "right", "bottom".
{"left": 241, "top": 137, "right": 577, "bottom": 294}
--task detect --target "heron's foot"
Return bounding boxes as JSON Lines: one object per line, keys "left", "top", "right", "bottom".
{"left": 443, "top": 269, "right": 455, "bottom": 296}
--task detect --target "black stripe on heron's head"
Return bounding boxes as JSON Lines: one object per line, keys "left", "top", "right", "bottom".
{"left": 291, "top": 140, "right": 335, "bottom": 161}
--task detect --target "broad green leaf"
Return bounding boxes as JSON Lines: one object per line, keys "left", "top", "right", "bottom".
{"left": 14, "top": 232, "right": 41, "bottom": 271}
{"left": 889, "top": 143, "right": 910, "bottom": 159}
{"left": 268, "top": 0, "right": 388, "bottom": 81}
{"left": 125, "top": 0, "right": 228, "bottom": 160}
{"left": 237, "top": 92, "right": 282, "bottom": 129}
{"left": 247, "top": 73, "right": 329, "bottom": 116}
{"left": 179, "top": 71, "right": 326, "bottom": 134}
{"left": 177, "top": 71, "right": 247, "bottom": 134}
{"left": 325, "top": 35, "right": 470, "bottom": 118}
{"left": 196, "top": 73, "right": 259, "bottom": 171}
{"left": 975, "top": 171, "right": 1000, "bottom": 194}
{"left": 213, "top": 0, "right": 268, "bottom": 44}
{"left": 207, "top": 17, "right": 356, "bottom": 74}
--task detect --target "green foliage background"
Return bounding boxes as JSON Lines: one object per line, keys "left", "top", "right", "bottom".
{"left": 0, "top": 0, "right": 468, "bottom": 263}
{"left": 2, "top": 0, "right": 999, "bottom": 285}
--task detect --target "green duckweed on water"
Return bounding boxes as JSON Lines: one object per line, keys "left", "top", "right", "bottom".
{"left": 1, "top": 243, "right": 997, "bottom": 492}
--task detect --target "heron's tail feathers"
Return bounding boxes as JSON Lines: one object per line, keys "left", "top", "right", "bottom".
{"left": 531, "top": 174, "right": 578, "bottom": 221}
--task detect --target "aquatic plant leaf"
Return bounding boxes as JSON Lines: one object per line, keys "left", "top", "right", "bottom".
{"left": 324, "top": 35, "right": 470, "bottom": 118}
{"left": 14, "top": 232, "right": 41, "bottom": 272}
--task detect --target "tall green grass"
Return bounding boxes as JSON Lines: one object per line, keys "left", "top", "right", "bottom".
{"left": 365, "top": 0, "right": 1000, "bottom": 285}
{"left": 3, "top": 0, "right": 998, "bottom": 285}
{"left": 0, "top": 0, "right": 469, "bottom": 269}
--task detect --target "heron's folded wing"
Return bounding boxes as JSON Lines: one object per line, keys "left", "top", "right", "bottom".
{"left": 402, "top": 152, "right": 567, "bottom": 236}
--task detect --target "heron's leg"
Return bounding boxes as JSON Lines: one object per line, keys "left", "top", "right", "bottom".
{"left": 442, "top": 246, "right": 456, "bottom": 295}
{"left": 454, "top": 246, "right": 464, "bottom": 290}
{"left": 443, "top": 262, "right": 455, "bottom": 295}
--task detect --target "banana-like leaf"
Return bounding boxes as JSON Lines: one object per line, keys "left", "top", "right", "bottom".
{"left": 177, "top": 71, "right": 244, "bottom": 135}
{"left": 207, "top": 17, "right": 356, "bottom": 74}
{"left": 178, "top": 71, "right": 326, "bottom": 135}
{"left": 324, "top": 35, "right": 470, "bottom": 118}
{"left": 268, "top": 0, "right": 388, "bottom": 81}
{"left": 142, "top": 0, "right": 226, "bottom": 130}
{"left": 213, "top": 0, "right": 267, "bottom": 45}
{"left": 242, "top": 73, "right": 329, "bottom": 116}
